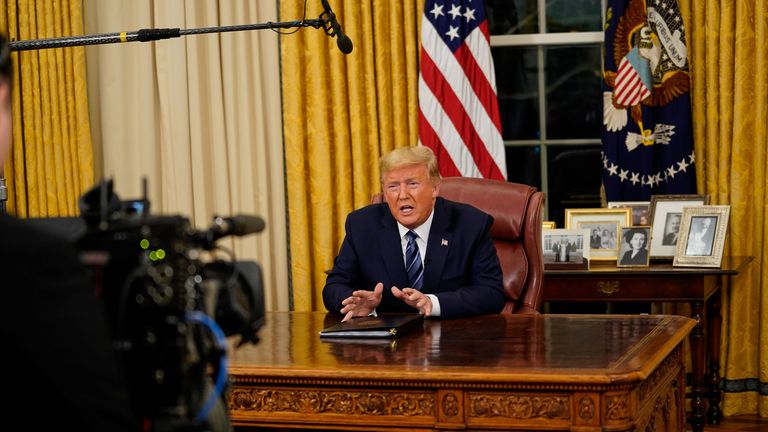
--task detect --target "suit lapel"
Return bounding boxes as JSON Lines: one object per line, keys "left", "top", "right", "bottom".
{"left": 423, "top": 198, "right": 451, "bottom": 293}
{"left": 378, "top": 206, "right": 410, "bottom": 288}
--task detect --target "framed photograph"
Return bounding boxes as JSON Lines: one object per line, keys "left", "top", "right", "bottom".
{"left": 542, "top": 221, "right": 556, "bottom": 229}
{"left": 564, "top": 208, "right": 631, "bottom": 261}
{"left": 648, "top": 194, "right": 710, "bottom": 259}
{"left": 542, "top": 228, "right": 590, "bottom": 269}
{"left": 607, "top": 201, "right": 650, "bottom": 226}
{"left": 617, "top": 226, "right": 652, "bottom": 267}
{"left": 673, "top": 206, "right": 730, "bottom": 268}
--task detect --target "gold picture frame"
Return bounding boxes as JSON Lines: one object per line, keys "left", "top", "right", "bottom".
{"left": 564, "top": 208, "right": 631, "bottom": 261}
{"left": 542, "top": 221, "right": 556, "bottom": 229}
{"left": 673, "top": 206, "right": 730, "bottom": 268}
{"left": 648, "top": 194, "right": 710, "bottom": 260}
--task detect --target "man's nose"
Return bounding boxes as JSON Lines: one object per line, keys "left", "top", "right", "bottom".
{"left": 398, "top": 184, "right": 409, "bottom": 199}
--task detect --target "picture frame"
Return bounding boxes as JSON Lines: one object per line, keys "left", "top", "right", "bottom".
{"left": 607, "top": 201, "right": 650, "bottom": 226}
{"left": 673, "top": 206, "right": 730, "bottom": 268}
{"left": 542, "top": 221, "right": 556, "bottom": 229}
{"left": 564, "top": 208, "right": 631, "bottom": 261}
{"left": 648, "top": 194, "right": 710, "bottom": 260}
{"left": 616, "top": 226, "right": 652, "bottom": 268}
{"left": 541, "top": 228, "right": 590, "bottom": 269}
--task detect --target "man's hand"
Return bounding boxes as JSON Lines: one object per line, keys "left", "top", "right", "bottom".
{"left": 391, "top": 286, "right": 432, "bottom": 316}
{"left": 340, "top": 283, "right": 384, "bottom": 322}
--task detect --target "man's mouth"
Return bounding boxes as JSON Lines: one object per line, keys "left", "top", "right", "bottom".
{"left": 399, "top": 205, "right": 414, "bottom": 215}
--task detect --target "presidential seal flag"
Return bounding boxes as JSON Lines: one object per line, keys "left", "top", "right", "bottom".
{"left": 602, "top": 0, "right": 696, "bottom": 200}
{"left": 419, "top": 0, "right": 507, "bottom": 180}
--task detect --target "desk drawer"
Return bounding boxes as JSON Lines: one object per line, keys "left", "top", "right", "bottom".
{"left": 543, "top": 274, "right": 719, "bottom": 302}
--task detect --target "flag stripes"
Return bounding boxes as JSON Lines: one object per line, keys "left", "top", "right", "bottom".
{"left": 418, "top": 0, "right": 507, "bottom": 181}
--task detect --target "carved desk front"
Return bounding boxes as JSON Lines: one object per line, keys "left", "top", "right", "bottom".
{"left": 227, "top": 312, "right": 695, "bottom": 432}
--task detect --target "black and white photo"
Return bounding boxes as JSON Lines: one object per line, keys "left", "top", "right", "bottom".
{"left": 617, "top": 226, "right": 651, "bottom": 267}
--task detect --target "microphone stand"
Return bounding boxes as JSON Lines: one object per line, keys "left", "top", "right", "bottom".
{"left": 9, "top": 18, "right": 328, "bottom": 52}
{"left": 3, "top": 14, "right": 340, "bottom": 215}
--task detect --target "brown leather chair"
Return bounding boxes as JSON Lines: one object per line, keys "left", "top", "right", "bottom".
{"left": 372, "top": 177, "right": 545, "bottom": 314}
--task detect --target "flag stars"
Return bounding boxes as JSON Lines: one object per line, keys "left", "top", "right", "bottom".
{"left": 618, "top": 169, "right": 629, "bottom": 182}
{"left": 429, "top": 3, "right": 444, "bottom": 19}
{"left": 448, "top": 3, "right": 462, "bottom": 20}
{"left": 677, "top": 158, "right": 689, "bottom": 172}
{"left": 608, "top": 163, "right": 619, "bottom": 176}
{"left": 445, "top": 25, "right": 460, "bottom": 40}
{"left": 666, "top": 165, "right": 677, "bottom": 178}
{"left": 630, "top": 172, "right": 641, "bottom": 185}
{"left": 463, "top": 7, "right": 476, "bottom": 22}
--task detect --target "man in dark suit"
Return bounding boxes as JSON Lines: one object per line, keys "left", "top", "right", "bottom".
{"left": 662, "top": 213, "right": 682, "bottom": 245}
{"left": 323, "top": 146, "right": 505, "bottom": 320}
{"left": 0, "top": 36, "right": 136, "bottom": 431}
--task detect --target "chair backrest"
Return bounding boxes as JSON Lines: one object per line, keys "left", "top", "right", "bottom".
{"left": 372, "top": 177, "right": 544, "bottom": 314}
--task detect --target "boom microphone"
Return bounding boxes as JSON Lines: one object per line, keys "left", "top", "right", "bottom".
{"left": 194, "top": 215, "right": 266, "bottom": 249}
{"left": 320, "top": 0, "right": 353, "bottom": 54}
{"left": 210, "top": 215, "right": 266, "bottom": 238}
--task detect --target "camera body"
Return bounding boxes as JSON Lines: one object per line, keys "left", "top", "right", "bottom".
{"left": 76, "top": 180, "right": 265, "bottom": 431}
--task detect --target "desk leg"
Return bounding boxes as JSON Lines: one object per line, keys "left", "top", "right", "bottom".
{"left": 689, "top": 300, "right": 706, "bottom": 432}
{"left": 707, "top": 290, "right": 723, "bottom": 424}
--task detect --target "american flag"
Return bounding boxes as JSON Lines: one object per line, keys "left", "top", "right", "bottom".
{"left": 418, "top": 0, "right": 507, "bottom": 181}
{"left": 614, "top": 49, "right": 652, "bottom": 107}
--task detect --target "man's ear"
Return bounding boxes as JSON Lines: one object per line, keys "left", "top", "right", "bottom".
{"left": 431, "top": 179, "right": 441, "bottom": 198}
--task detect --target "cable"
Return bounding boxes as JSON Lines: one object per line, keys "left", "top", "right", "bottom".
{"left": 270, "top": 0, "right": 308, "bottom": 35}
{"left": 186, "top": 311, "right": 229, "bottom": 423}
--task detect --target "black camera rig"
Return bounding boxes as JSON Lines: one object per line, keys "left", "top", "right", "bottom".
{"left": 76, "top": 180, "right": 265, "bottom": 432}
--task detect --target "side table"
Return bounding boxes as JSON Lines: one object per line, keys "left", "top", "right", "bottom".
{"left": 543, "top": 256, "right": 753, "bottom": 432}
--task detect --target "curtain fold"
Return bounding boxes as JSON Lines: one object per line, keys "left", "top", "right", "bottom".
{"left": 281, "top": 0, "right": 422, "bottom": 312}
{"left": 0, "top": 0, "right": 93, "bottom": 217}
{"left": 680, "top": 0, "right": 768, "bottom": 417}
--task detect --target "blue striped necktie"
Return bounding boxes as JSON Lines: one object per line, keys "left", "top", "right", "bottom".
{"left": 405, "top": 230, "right": 424, "bottom": 290}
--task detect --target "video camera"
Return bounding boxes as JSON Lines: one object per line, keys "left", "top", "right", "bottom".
{"left": 76, "top": 179, "right": 265, "bottom": 432}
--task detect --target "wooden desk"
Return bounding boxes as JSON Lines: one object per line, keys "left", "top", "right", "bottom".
{"left": 543, "top": 256, "right": 752, "bottom": 432}
{"left": 228, "top": 312, "right": 695, "bottom": 431}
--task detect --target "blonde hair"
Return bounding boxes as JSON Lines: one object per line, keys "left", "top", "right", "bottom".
{"left": 379, "top": 146, "right": 441, "bottom": 182}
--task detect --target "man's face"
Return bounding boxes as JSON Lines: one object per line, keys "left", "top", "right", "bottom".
{"left": 669, "top": 215, "right": 681, "bottom": 232}
{"left": 382, "top": 163, "right": 440, "bottom": 230}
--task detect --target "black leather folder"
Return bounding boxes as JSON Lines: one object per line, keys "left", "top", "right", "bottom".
{"left": 319, "top": 314, "right": 424, "bottom": 338}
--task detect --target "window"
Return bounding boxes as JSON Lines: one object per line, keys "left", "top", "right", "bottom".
{"left": 488, "top": 0, "right": 604, "bottom": 228}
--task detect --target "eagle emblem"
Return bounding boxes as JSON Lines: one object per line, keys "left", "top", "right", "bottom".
{"left": 603, "top": 0, "right": 690, "bottom": 151}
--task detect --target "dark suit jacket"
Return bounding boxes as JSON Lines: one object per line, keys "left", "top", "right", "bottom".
{"left": 323, "top": 197, "right": 505, "bottom": 319}
{"left": 0, "top": 213, "right": 136, "bottom": 431}
{"left": 620, "top": 248, "right": 648, "bottom": 265}
{"left": 662, "top": 232, "right": 678, "bottom": 245}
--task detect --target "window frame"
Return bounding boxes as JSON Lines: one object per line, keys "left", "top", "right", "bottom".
{"left": 489, "top": 0, "right": 606, "bottom": 219}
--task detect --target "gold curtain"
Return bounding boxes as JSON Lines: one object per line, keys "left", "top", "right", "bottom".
{"left": 282, "top": 0, "right": 423, "bottom": 311}
{"left": 680, "top": 0, "right": 768, "bottom": 417}
{"left": 0, "top": 0, "right": 93, "bottom": 217}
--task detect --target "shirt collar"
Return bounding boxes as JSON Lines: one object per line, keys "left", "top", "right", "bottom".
{"left": 397, "top": 207, "right": 435, "bottom": 241}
